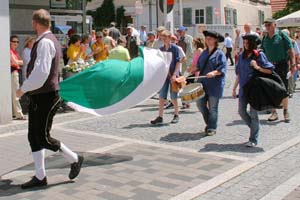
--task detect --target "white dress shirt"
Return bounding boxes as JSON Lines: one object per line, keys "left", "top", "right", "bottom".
{"left": 21, "top": 31, "right": 56, "bottom": 93}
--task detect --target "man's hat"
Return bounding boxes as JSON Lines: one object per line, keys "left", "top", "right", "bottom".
{"left": 177, "top": 25, "right": 187, "bottom": 32}
{"left": 242, "top": 34, "right": 261, "bottom": 45}
{"left": 264, "top": 18, "right": 276, "bottom": 24}
{"left": 156, "top": 26, "right": 166, "bottom": 32}
{"left": 203, "top": 30, "right": 224, "bottom": 42}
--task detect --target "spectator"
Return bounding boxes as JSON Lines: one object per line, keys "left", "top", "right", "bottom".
{"left": 139, "top": 25, "right": 147, "bottom": 46}
{"left": 176, "top": 26, "right": 194, "bottom": 75}
{"left": 67, "top": 34, "right": 86, "bottom": 64}
{"left": 103, "top": 28, "right": 116, "bottom": 51}
{"left": 146, "top": 31, "right": 156, "bottom": 48}
{"left": 224, "top": 33, "right": 234, "bottom": 66}
{"left": 108, "top": 22, "right": 121, "bottom": 42}
{"left": 91, "top": 31, "right": 109, "bottom": 62}
{"left": 153, "top": 26, "right": 166, "bottom": 49}
{"left": 125, "top": 26, "right": 140, "bottom": 59}
{"left": 22, "top": 36, "right": 35, "bottom": 82}
{"left": 10, "top": 35, "right": 25, "bottom": 120}
{"left": 108, "top": 37, "right": 130, "bottom": 61}
{"left": 261, "top": 18, "right": 295, "bottom": 122}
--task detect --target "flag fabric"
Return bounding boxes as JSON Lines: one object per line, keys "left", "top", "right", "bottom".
{"left": 59, "top": 47, "right": 171, "bottom": 116}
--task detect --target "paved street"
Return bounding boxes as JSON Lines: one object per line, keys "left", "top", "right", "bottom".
{"left": 1, "top": 65, "right": 300, "bottom": 200}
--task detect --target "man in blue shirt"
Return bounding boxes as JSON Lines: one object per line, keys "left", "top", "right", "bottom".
{"left": 151, "top": 30, "right": 181, "bottom": 125}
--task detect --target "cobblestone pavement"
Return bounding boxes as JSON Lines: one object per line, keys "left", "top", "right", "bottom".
{"left": 1, "top": 65, "right": 300, "bottom": 200}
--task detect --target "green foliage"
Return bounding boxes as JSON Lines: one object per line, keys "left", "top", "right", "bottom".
{"left": 91, "top": 0, "right": 116, "bottom": 30}
{"left": 273, "top": 0, "right": 300, "bottom": 19}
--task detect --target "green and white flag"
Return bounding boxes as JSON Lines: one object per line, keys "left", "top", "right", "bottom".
{"left": 59, "top": 47, "right": 171, "bottom": 116}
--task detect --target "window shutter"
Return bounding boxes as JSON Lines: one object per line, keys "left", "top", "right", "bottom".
{"left": 233, "top": 9, "right": 237, "bottom": 26}
{"left": 206, "top": 6, "right": 213, "bottom": 24}
{"left": 183, "top": 8, "right": 192, "bottom": 25}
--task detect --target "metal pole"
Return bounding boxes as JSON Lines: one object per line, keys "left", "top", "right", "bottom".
{"left": 164, "top": 0, "right": 167, "bottom": 26}
{"left": 156, "top": 0, "right": 159, "bottom": 27}
{"left": 179, "top": 0, "right": 183, "bottom": 26}
{"left": 82, "top": 0, "right": 87, "bottom": 33}
{"left": 149, "top": 0, "right": 152, "bottom": 30}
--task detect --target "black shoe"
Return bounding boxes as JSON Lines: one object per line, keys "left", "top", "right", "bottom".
{"left": 164, "top": 102, "right": 174, "bottom": 109}
{"left": 69, "top": 155, "right": 84, "bottom": 180}
{"left": 21, "top": 176, "right": 47, "bottom": 189}
{"left": 171, "top": 115, "right": 179, "bottom": 123}
{"left": 150, "top": 116, "right": 163, "bottom": 125}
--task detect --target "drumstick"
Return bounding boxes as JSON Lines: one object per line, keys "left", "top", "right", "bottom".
{"left": 185, "top": 75, "right": 207, "bottom": 79}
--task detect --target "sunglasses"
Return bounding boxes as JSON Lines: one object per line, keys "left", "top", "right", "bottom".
{"left": 11, "top": 41, "right": 19, "bottom": 43}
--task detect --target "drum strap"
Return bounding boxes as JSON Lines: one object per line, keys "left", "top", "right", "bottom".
{"left": 199, "top": 48, "right": 217, "bottom": 76}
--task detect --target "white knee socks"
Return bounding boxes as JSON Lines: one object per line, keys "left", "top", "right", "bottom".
{"left": 32, "top": 149, "right": 46, "bottom": 180}
{"left": 60, "top": 142, "right": 78, "bottom": 164}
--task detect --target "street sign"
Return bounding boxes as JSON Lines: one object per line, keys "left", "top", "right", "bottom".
{"left": 159, "top": 0, "right": 174, "bottom": 14}
{"left": 135, "top": 0, "right": 143, "bottom": 15}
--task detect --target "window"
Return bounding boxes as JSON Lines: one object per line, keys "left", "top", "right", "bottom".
{"left": 183, "top": 8, "right": 192, "bottom": 25}
{"left": 195, "top": 9, "right": 205, "bottom": 24}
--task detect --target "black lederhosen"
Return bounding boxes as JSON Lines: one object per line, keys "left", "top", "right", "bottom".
{"left": 28, "top": 91, "right": 61, "bottom": 152}
{"left": 273, "top": 60, "right": 289, "bottom": 93}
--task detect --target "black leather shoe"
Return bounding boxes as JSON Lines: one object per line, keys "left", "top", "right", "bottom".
{"left": 69, "top": 155, "right": 84, "bottom": 180}
{"left": 21, "top": 176, "right": 47, "bottom": 189}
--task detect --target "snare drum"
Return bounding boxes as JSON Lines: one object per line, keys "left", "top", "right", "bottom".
{"left": 179, "top": 83, "right": 205, "bottom": 103}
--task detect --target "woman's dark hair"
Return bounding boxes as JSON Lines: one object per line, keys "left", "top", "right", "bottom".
{"left": 10, "top": 35, "right": 18, "bottom": 42}
{"left": 69, "top": 34, "right": 81, "bottom": 45}
{"left": 242, "top": 39, "right": 257, "bottom": 59}
{"left": 193, "top": 37, "right": 205, "bottom": 49}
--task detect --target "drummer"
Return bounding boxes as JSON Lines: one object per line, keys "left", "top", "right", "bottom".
{"left": 193, "top": 30, "right": 227, "bottom": 136}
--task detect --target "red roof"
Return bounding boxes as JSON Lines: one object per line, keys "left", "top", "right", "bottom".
{"left": 270, "top": 0, "right": 287, "bottom": 13}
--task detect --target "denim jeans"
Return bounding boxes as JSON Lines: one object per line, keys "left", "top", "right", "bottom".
{"left": 238, "top": 97, "right": 260, "bottom": 144}
{"left": 196, "top": 94, "right": 220, "bottom": 131}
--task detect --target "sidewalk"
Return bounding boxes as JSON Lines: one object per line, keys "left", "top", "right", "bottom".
{"left": 1, "top": 65, "right": 300, "bottom": 200}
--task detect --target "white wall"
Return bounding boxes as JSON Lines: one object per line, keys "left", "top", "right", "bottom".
{"left": 0, "top": 0, "right": 12, "bottom": 124}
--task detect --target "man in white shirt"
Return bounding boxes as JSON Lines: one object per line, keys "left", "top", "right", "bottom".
{"left": 238, "top": 23, "right": 259, "bottom": 53}
{"left": 224, "top": 33, "right": 234, "bottom": 66}
{"left": 16, "top": 9, "right": 83, "bottom": 189}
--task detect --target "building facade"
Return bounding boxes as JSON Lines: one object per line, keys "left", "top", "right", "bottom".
{"left": 88, "top": 0, "right": 272, "bottom": 37}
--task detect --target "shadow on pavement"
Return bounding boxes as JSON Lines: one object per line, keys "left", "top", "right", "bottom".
{"left": 160, "top": 132, "right": 207, "bottom": 142}
{"left": 123, "top": 123, "right": 170, "bottom": 129}
{"left": 132, "top": 104, "right": 157, "bottom": 108}
{"left": 35, "top": 152, "right": 133, "bottom": 170}
{"left": 0, "top": 153, "right": 132, "bottom": 196}
{"left": 199, "top": 143, "right": 264, "bottom": 153}
{"left": 0, "top": 178, "right": 74, "bottom": 197}
{"left": 226, "top": 119, "right": 283, "bottom": 126}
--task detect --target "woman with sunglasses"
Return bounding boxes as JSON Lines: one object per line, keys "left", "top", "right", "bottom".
{"left": 10, "top": 35, "right": 25, "bottom": 120}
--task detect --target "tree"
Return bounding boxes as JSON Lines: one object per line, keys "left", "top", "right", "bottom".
{"left": 273, "top": 0, "right": 300, "bottom": 19}
{"left": 91, "top": 0, "right": 115, "bottom": 29}
{"left": 116, "top": 6, "right": 125, "bottom": 29}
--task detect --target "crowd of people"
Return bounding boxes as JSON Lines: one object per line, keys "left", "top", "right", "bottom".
{"left": 8, "top": 8, "right": 300, "bottom": 189}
